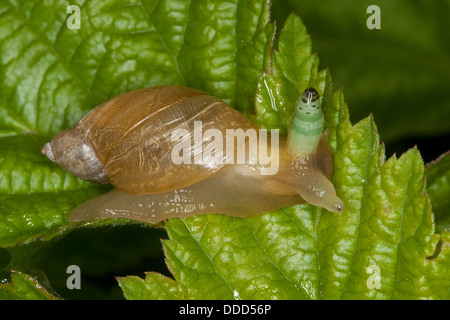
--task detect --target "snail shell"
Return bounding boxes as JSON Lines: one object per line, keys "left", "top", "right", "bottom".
{"left": 42, "top": 86, "right": 345, "bottom": 224}
{"left": 43, "top": 86, "right": 254, "bottom": 192}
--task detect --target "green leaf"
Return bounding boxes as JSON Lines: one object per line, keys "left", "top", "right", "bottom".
{"left": 117, "top": 13, "right": 450, "bottom": 299}
{"left": 1, "top": 0, "right": 449, "bottom": 300}
{"left": 0, "top": 0, "right": 273, "bottom": 299}
{"left": 120, "top": 90, "right": 450, "bottom": 299}
{"left": 0, "top": 271, "right": 58, "bottom": 300}
{"left": 255, "top": 14, "right": 332, "bottom": 133}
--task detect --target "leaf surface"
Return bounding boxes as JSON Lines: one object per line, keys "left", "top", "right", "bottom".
{"left": 425, "top": 152, "right": 450, "bottom": 233}
{"left": 272, "top": 0, "right": 450, "bottom": 144}
{"left": 0, "top": 271, "right": 57, "bottom": 300}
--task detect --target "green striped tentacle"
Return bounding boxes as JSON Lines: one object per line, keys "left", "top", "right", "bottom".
{"left": 287, "top": 88, "right": 324, "bottom": 157}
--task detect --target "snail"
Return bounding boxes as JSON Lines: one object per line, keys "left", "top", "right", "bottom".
{"left": 41, "top": 86, "right": 345, "bottom": 224}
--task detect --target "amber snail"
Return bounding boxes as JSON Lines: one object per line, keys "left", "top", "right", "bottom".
{"left": 42, "top": 86, "right": 345, "bottom": 224}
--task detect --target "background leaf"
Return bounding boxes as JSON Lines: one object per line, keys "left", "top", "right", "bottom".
{"left": 0, "top": 271, "right": 57, "bottom": 300}
{"left": 0, "top": 0, "right": 448, "bottom": 300}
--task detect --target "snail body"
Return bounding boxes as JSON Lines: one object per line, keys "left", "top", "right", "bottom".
{"left": 42, "top": 86, "right": 345, "bottom": 224}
